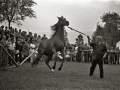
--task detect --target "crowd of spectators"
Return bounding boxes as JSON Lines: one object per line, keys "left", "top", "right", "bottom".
{"left": 65, "top": 42, "right": 92, "bottom": 62}
{"left": 0, "top": 25, "right": 120, "bottom": 68}
{"left": 0, "top": 25, "right": 47, "bottom": 68}
{"left": 64, "top": 40, "right": 120, "bottom": 65}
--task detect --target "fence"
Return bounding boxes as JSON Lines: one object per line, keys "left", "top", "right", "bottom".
{"left": 106, "top": 51, "right": 120, "bottom": 65}
{"left": 0, "top": 45, "right": 19, "bottom": 68}
{"left": 0, "top": 46, "right": 120, "bottom": 68}
{"left": 65, "top": 49, "right": 120, "bottom": 64}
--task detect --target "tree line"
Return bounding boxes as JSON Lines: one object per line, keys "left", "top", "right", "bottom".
{"left": 92, "top": 12, "right": 120, "bottom": 49}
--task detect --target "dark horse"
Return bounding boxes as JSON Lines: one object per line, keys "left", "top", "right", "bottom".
{"left": 32, "top": 16, "right": 69, "bottom": 71}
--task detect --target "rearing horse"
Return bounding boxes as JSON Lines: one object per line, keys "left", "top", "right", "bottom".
{"left": 32, "top": 16, "right": 69, "bottom": 71}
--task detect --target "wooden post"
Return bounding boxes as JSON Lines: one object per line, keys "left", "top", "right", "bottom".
{"left": 19, "top": 48, "right": 38, "bottom": 66}
{"left": 1, "top": 46, "right": 19, "bottom": 67}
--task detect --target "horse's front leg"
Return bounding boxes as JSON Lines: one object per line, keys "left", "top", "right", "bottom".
{"left": 52, "top": 56, "right": 57, "bottom": 70}
{"left": 58, "top": 49, "right": 65, "bottom": 71}
{"left": 52, "top": 47, "right": 58, "bottom": 70}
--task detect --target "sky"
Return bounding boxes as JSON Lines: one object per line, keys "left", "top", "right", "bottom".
{"left": 2, "top": 0, "right": 120, "bottom": 44}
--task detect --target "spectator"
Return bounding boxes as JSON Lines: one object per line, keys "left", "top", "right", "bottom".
{"left": 38, "top": 35, "right": 41, "bottom": 43}
{"left": 27, "top": 32, "right": 33, "bottom": 43}
{"left": 7, "top": 38, "right": 15, "bottom": 66}
{"left": 76, "top": 41, "right": 84, "bottom": 62}
{"left": 33, "top": 33, "right": 38, "bottom": 40}
{"left": 65, "top": 50, "right": 71, "bottom": 61}
{"left": 22, "top": 40, "right": 29, "bottom": 61}
{"left": 115, "top": 47, "right": 119, "bottom": 64}
{"left": 19, "top": 29, "right": 21, "bottom": 34}
{"left": 0, "top": 29, "right": 3, "bottom": 41}
{"left": 29, "top": 40, "right": 36, "bottom": 63}
{"left": 109, "top": 47, "right": 115, "bottom": 64}
{"left": 83, "top": 43, "right": 89, "bottom": 62}
{"left": 0, "top": 35, "right": 8, "bottom": 67}
{"left": 41, "top": 34, "right": 48, "bottom": 40}
{"left": 15, "top": 38, "right": 23, "bottom": 63}
{"left": 0, "top": 25, "right": 4, "bottom": 35}
{"left": 5, "top": 26, "right": 10, "bottom": 40}
{"left": 73, "top": 44, "right": 78, "bottom": 61}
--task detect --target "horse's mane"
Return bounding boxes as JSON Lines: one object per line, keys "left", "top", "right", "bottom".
{"left": 50, "top": 23, "right": 58, "bottom": 39}
{"left": 50, "top": 21, "right": 65, "bottom": 39}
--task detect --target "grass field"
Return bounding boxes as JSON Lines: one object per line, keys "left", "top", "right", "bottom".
{"left": 0, "top": 61, "right": 120, "bottom": 90}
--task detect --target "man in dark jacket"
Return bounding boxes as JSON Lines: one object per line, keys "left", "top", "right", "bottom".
{"left": 15, "top": 38, "right": 23, "bottom": 63}
{"left": 41, "top": 34, "right": 48, "bottom": 40}
{"left": 87, "top": 36, "right": 107, "bottom": 79}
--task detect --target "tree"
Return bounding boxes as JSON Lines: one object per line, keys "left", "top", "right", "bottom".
{"left": 93, "top": 12, "right": 120, "bottom": 49}
{"left": 92, "top": 23, "right": 105, "bottom": 42}
{"left": 0, "top": 0, "right": 37, "bottom": 29}
{"left": 101, "top": 12, "right": 120, "bottom": 48}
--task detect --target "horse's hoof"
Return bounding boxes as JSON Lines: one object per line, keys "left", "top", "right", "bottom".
{"left": 58, "top": 67, "right": 61, "bottom": 71}
{"left": 51, "top": 69, "right": 54, "bottom": 72}
{"left": 52, "top": 66, "right": 55, "bottom": 70}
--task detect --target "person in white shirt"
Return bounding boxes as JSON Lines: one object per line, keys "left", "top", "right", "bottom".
{"left": 29, "top": 40, "right": 36, "bottom": 63}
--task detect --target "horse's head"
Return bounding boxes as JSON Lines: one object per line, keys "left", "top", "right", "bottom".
{"left": 57, "top": 16, "right": 69, "bottom": 26}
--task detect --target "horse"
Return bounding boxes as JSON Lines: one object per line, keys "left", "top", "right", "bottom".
{"left": 31, "top": 16, "right": 69, "bottom": 72}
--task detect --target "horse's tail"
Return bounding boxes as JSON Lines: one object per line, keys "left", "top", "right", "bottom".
{"left": 31, "top": 40, "right": 45, "bottom": 67}
{"left": 38, "top": 39, "right": 47, "bottom": 50}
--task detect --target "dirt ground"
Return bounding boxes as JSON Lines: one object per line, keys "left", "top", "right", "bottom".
{"left": 0, "top": 61, "right": 120, "bottom": 90}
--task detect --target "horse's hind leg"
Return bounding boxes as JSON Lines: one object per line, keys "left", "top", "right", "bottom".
{"left": 58, "top": 50, "right": 65, "bottom": 71}
{"left": 51, "top": 47, "right": 58, "bottom": 71}
{"left": 31, "top": 52, "right": 43, "bottom": 67}
{"left": 52, "top": 57, "right": 57, "bottom": 70}
{"left": 45, "top": 54, "right": 53, "bottom": 71}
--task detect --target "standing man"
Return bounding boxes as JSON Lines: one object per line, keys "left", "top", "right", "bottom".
{"left": 29, "top": 40, "right": 36, "bottom": 63}
{"left": 7, "top": 38, "right": 15, "bottom": 66}
{"left": 41, "top": 34, "right": 48, "bottom": 40}
{"left": 87, "top": 36, "right": 107, "bottom": 79}
{"left": 0, "top": 35, "right": 7, "bottom": 67}
{"left": 38, "top": 35, "right": 41, "bottom": 43}
{"left": 84, "top": 43, "right": 90, "bottom": 62}
{"left": 15, "top": 38, "right": 23, "bottom": 63}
